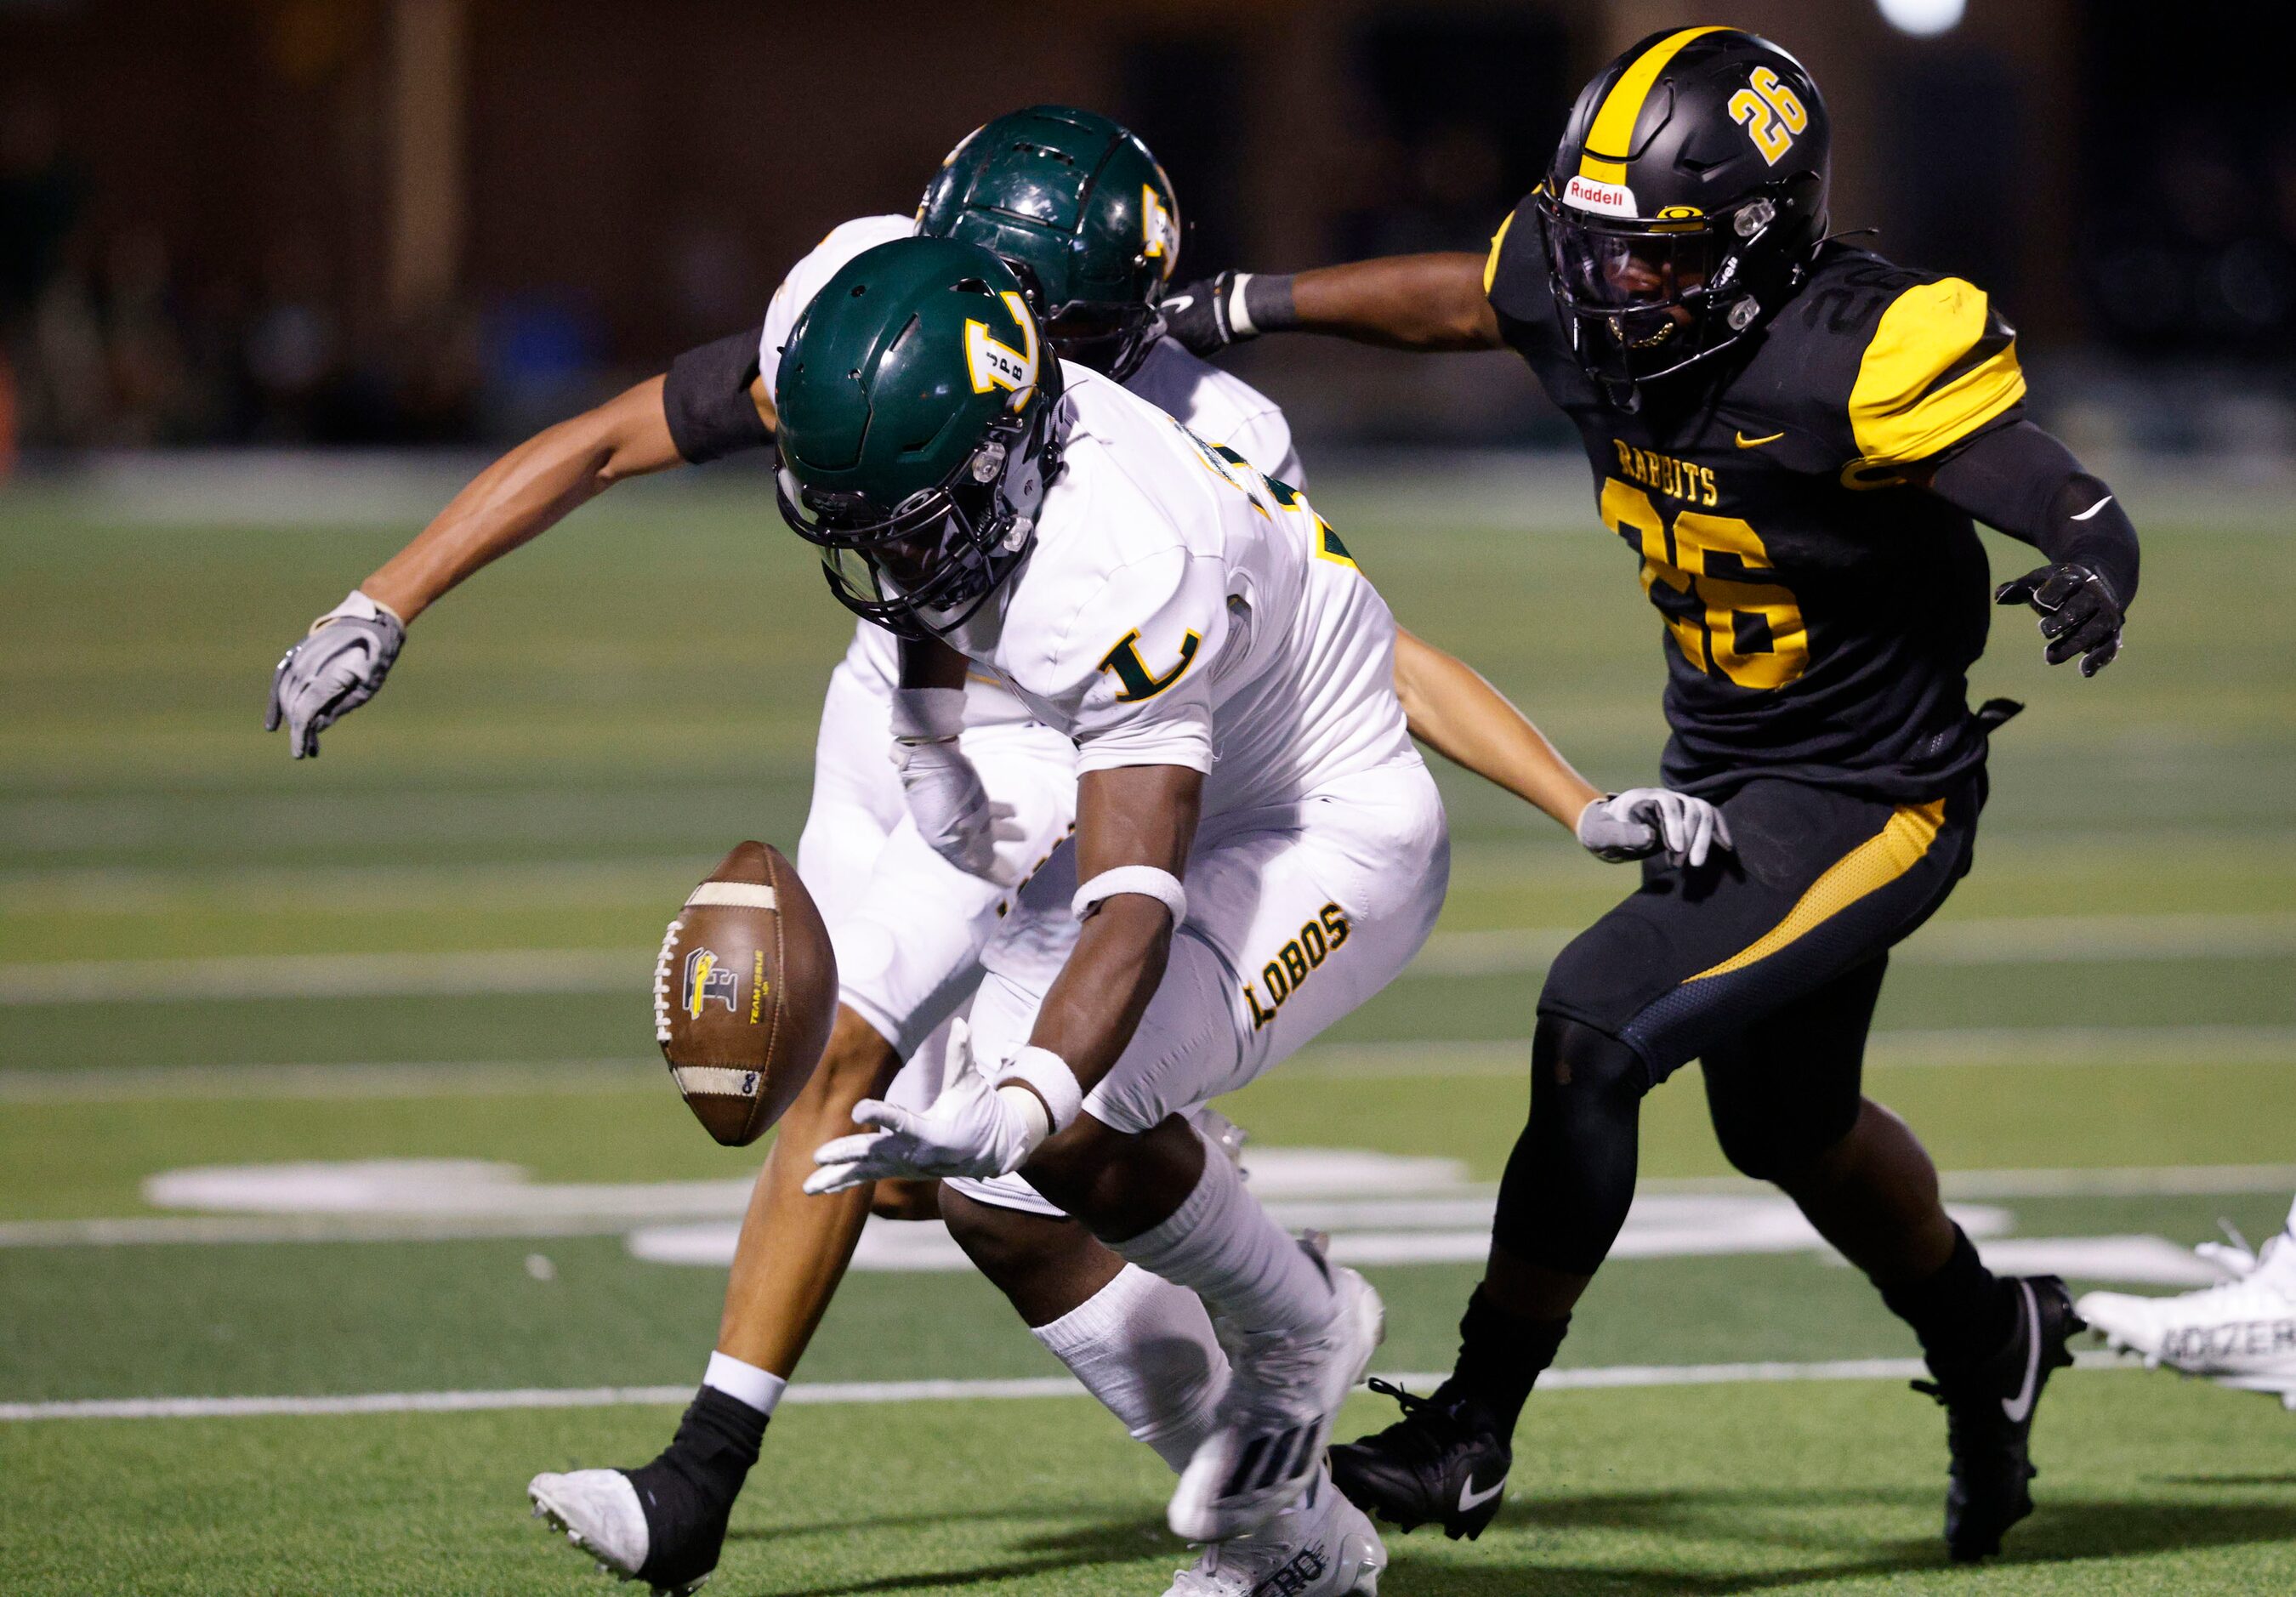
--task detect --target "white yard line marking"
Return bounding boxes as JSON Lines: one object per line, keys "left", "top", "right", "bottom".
{"left": 1408, "top": 912, "right": 2296, "bottom": 978}
{"left": 9, "top": 912, "right": 2295, "bottom": 1004}
{"left": 0, "top": 1025, "right": 2287, "bottom": 1106}
{"left": 3, "top": 1163, "right": 2287, "bottom": 1251}
{"left": 1283, "top": 1026, "right": 2296, "bottom": 1079}
{"left": 0, "top": 1354, "right": 2134, "bottom": 1423}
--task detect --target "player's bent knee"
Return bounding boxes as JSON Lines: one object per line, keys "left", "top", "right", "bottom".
{"left": 868, "top": 1178, "right": 942, "bottom": 1222}
{"left": 1539, "top": 1014, "right": 1651, "bottom": 1105}
{"left": 940, "top": 1189, "right": 1116, "bottom": 1324}
{"left": 1022, "top": 1113, "right": 1204, "bottom": 1239}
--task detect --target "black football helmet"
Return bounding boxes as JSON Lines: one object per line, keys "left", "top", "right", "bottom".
{"left": 1539, "top": 26, "right": 1830, "bottom": 403}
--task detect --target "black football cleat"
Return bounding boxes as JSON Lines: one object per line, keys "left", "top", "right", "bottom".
{"left": 1912, "top": 1274, "right": 2084, "bottom": 1561}
{"left": 1326, "top": 1378, "right": 1511, "bottom": 1541}
{"left": 530, "top": 1390, "right": 764, "bottom": 1595}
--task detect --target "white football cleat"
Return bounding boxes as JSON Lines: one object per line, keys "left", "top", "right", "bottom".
{"left": 529, "top": 1469, "right": 703, "bottom": 1594}
{"left": 1166, "top": 1467, "right": 1386, "bottom": 1596}
{"left": 2077, "top": 1227, "right": 2296, "bottom": 1409}
{"left": 1170, "top": 1246, "right": 1385, "bottom": 1543}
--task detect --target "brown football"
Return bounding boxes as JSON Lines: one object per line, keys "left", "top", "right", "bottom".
{"left": 652, "top": 841, "right": 837, "bottom": 1146}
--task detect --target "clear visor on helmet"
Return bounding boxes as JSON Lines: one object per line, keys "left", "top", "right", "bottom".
{"left": 1544, "top": 206, "right": 1719, "bottom": 315}
{"left": 779, "top": 463, "right": 998, "bottom": 618}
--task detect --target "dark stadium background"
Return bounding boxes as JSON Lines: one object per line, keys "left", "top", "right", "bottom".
{"left": 1, "top": 0, "right": 2286, "bottom": 461}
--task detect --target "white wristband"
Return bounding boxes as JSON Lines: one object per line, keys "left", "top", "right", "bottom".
{"left": 1225, "top": 272, "right": 1259, "bottom": 338}
{"left": 997, "top": 1044, "right": 1085, "bottom": 1135}
{"left": 995, "top": 1083, "right": 1054, "bottom": 1152}
{"left": 315, "top": 589, "right": 399, "bottom": 634}
{"left": 1072, "top": 865, "right": 1187, "bottom": 926}
{"left": 890, "top": 686, "right": 966, "bottom": 744}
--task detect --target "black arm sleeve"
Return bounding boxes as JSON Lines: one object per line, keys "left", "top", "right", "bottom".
{"left": 662, "top": 329, "right": 772, "bottom": 464}
{"left": 1928, "top": 420, "right": 2140, "bottom": 604}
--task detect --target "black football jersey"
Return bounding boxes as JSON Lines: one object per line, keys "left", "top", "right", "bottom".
{"left": 1484, "top": 196, "right": 2027, "bottom": 802}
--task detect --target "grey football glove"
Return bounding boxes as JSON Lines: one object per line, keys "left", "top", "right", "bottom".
{"left": 1577, "top": 788, "right": 1733, "bottom": 868}
{"left": 264, "top": 591, "right": 405, "bottom": 759}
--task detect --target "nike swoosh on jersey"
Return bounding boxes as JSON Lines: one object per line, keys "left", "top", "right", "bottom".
{"left": 2071, "top": 493, "right": 2115, "bottom": 520}
{"left": 2001, "top": 1278, "right": 2042, "bottom": 1423}
{"left": 1734, "top": 429, "right": 1785, "bottom": 448}
{"left": 1457, "top": 1474, "right": 1505, "bottom": 1514}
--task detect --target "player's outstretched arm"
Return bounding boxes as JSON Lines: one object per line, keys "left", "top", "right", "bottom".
{"left": 806, "top": 764, "right": 1201, "bottom": 1193}
{"left": 1162, "top": 254, "right": 1502, "bottom": 355}
{"left": 1392, "top": 628, "right": 1729, "bottom": 867}
{"left": 1919, "top": 420, "right": 2140, "bottom": 677}
{"left": 264, "top": 374, "right": 710, "bottom": 757}
{"left": 1392, "top": 628, "right": 1600, "bottom": 829}
{"left": 361, "top": 375, "right": 692, "bottom": 623}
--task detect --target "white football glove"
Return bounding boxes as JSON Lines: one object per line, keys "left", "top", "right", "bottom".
{"left": 1577, "top": 787, "right": 1733, "bottom": 868}
{"left": 264, "top": 591, "right": 405, "bottom": 759}
{"left": 804, "top": 1020, "right": 1049, "bottom": 1193}
{"left": 891, "top": 688, "right": 1027, "bottom": 884}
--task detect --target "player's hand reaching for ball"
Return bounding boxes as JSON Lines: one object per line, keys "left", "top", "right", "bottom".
{"left": 264, "top": 592, "right": 405, "bottom": 759}
{"left": 804, "top": 1020, "right": 1049, "bottom": 1192}
{"left": 1577, "top": 788, "right": 1732, "bottom": 868}
{"left": 1995, "top": 560, "right": 2124, "bottom": 676}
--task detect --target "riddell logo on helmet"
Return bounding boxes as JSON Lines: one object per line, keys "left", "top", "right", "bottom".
{"left": 1563, "top": 174, "right": 1640, "bottom": 217}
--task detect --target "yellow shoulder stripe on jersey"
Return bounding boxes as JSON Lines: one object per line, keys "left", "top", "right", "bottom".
{"left": 1482, "top": 211, "right": 1516, "bottom": 294}
{"left": 1848, "top": 278, "right": 2026, "bottom": 467}
{"left": 1313, "top": 517, "right": 1358, "bottom": 571}
{"left": 1686, "top": 798, "right": 1947, "bottom": 983}
{"left": 1580, "top": 26, "right": 1731, "bottom": 184}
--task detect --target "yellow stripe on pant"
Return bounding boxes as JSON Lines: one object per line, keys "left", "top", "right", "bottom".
{"left": 1687, "top": 798, "right": 1948, "bottom": 983}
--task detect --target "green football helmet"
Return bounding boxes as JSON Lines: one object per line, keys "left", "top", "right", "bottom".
{"left": 775, "top": 236, "right": 1062, "bottom": 639}
{"left": 919, "top": 105, "right": 1180, "bottom": 382}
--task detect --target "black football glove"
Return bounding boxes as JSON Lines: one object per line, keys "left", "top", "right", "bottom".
{"left": 1995, "top": 561, "right": 2124, "bottom": 676}
{"left": 1158, "top": 272, "right": 1253, "bottom": 357}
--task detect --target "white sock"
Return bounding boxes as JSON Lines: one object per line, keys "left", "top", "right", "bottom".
{"left": 702, "top": 1350, "right": 787, "bottom": 1418}
{"left": 2284, "top": 1191, "right": 2295, "bottom": 1240}
{"left": 1033, "top": 1264, "right": 1230, "bottom": 1473}
{"left": 1111, "top": 1142, "right": 1332, "bottom": 1336}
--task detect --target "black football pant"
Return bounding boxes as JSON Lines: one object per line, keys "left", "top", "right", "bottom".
{"left": 1493, "top": 772, "right": 1984, "bottom": 1276}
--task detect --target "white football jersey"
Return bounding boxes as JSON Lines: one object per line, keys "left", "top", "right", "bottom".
{"left": 951, "top": 362, "right": 1416, "bottom": 820}
{"left": 756, "top": 215, "right": 1306, "bottom": 722}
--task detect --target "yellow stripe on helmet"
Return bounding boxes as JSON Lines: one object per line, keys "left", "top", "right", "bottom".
{"left": 1579, "top": 26, "right": 1732, "bottom": 185}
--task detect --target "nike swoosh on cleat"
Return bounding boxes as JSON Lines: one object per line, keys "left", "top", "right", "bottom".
{"left": 2002, "top": 1279, "right": 2042, "bottom": 1423}
{"left": 1458, "top": 1475, "right": 1504, "bottom": 1515}
{"left": 2071, "top": 493, "right": 2115, "bottom": 520}
{"left": 1734, "top": 430, "right": 1785, "bottom": 448}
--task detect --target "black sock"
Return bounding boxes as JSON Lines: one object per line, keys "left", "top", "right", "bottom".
{"left": 1442, "top": 1288, "right": 1570, "bottom": 1439}
{"left": 1878, "top": 1225, "right": 2019, "bottom": 1383}
{"left": 623, "top": 1386, "right": 769, "bottom": 1580}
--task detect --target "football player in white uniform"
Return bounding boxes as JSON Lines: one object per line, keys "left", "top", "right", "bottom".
{"left": 265, "top": 107, "right": 1727, "bottom": 1597}
{"left": 2077, "top": 1196, "right": 2296, "bottom": 1410}
{"left": 772, "top": 232, "right": 1430, "bottom": 1589}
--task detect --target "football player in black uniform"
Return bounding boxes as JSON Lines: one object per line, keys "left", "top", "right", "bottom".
{"left": 1164, "top": 26, "right": 2137, "bottom": 1562}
